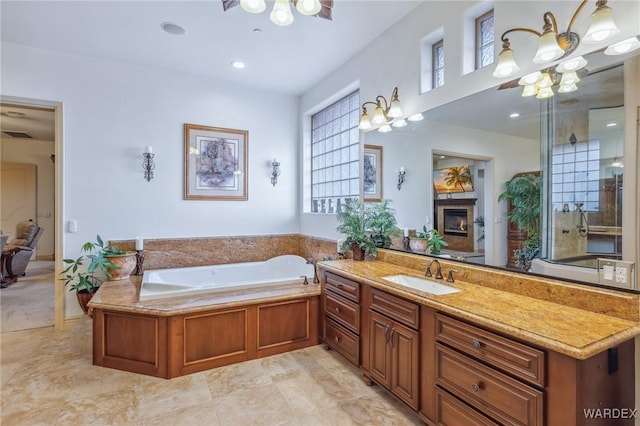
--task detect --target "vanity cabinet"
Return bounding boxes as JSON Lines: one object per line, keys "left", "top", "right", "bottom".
{"left": 366, "top": 288, "right": 420, "bottom": 409}
{"left": 322, "top": 272, "right": 361, "bottom": 366}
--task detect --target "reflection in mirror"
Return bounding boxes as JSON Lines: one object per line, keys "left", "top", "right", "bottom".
{"left": 363, "top": 47, "right": 638, "bottom": 291}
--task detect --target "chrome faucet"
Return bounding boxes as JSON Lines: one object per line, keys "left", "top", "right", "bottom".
{"left": 425, "top": 259, "right": 443, "bottom": 280}
{"left": 306, "top": 258, "right": 320, "bottom": 284}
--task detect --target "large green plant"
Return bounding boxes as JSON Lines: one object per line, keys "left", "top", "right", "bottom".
{"left": 60, "top": 235, "right": 125, "bottom": 293}
{"left": 336, "top": 199, "right": 378, "bottom": 257}
{"left": 498, "top": 174, "right": 542, "bottom": 268}
{"left": 365, "top": 199, "right": 400, "bottom": 248}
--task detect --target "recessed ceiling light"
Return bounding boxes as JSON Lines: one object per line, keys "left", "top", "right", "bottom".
{"left": 509, "top": 112, "right": 520, "bottom": 118}
{"left": 253, "top": 28, "right": 262, "bottom": 33}
{"left": 231, "top": 61, "right": 246, "bottom": 69}
{"left": 606, "top": 122, "right": 617, "bottom": 127}
{"left": 440, "top": 155, "right": 446, "bottom": 159}
{"left": 160, "top": 22, "right": 186, "bottom": 35}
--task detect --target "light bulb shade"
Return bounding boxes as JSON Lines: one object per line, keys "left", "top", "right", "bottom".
{"left": 371, "top": 105, "right": 387, "bottom": 125}
{"left": 536, "top": 86, "right": 554, "bottom": 99}
{"left": 392, "top": 119, "right": 407, "bottom": 128}
{"left": 359, "top": 111, "right": 372, "bottom": 130}
{"left": 537, "top": 72, "right": 553, "bottom": 89}
{"left": 407, "top": 113, "right": 424, "bottom": 122}
{"left": 296, "top": 0, "right": 322, "bottom": 16}
{"left": 518, "top": 71, "right": 543, "bottom": 86}
{"left": 378, "top": 125, "right": 392, "bottom": 133}
{"left": 533, "top": 30, "right": 565, "bottom": 63}
{"left": 605, "top": 36, "right": 640, "bottom": 55}
{"left": 583, "top": 5, "right": 620, "bottom": 44}
{"left": 270, "top": 0, "right": 294, "bottom": 26}
{"left": 558, "top": 83, "right": 578, "bottom": 93}
{"left": 493, "top": 47, "right": 520, "bottom": 78}
{"left": 240, "top": 0, "right": 266, "bottom": 13}
{"left": 560, "top": 71, "right": 580, "bottom": 86}
{"left": 521, "top": 84, "right": 538, "bottom": 97}
{"left": 556, "top": 56, "right": 587, "bottom": 73}
{"left": 388, "top": 99, "right": 403, "bottom": 118}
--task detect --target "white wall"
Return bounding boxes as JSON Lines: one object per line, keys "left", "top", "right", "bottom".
{"left": 1, "top": 138, "right": 55, "bottom": 258}
{"left": 1, "top": 42, "right": 300, "bottom": 316}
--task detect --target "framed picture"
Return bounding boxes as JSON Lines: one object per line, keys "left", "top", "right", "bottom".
{"left": 184, "top": 123, "right": 248, "bottom": 200}
{"left": 433, "top": 165, "right": 474, "bottom": 195}
{"left": 363, "top": 144, "right": 383, "bottom": 202}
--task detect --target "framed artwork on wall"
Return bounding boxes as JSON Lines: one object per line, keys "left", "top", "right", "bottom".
{"left": 364, "top": 144, "right": 383, "bottom": 202}
{"left": 184, "top": 123, "right": 248, "bottom": 201}
{"left": 433, "top": 165, "right": 474, "bottom": 195}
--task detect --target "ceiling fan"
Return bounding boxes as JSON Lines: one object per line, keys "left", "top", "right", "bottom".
{"left": 222, "top": 0, "right": 334, "bottom": 21}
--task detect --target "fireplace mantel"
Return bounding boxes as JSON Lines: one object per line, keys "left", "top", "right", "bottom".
{"left": 434, "top": 198, "right": 477, "bottom": 206}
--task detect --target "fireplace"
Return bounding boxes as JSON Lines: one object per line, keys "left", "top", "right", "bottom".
{"left": 443, "top": 209, "right": 468, "bottom": 236}
{"left": 435, "top": 198, "right": 476, "bottom": 252}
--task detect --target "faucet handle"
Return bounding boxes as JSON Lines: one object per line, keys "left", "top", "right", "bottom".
{"left": 425, "top": 263, "right": 433, "bottom": 277}
{"left": 300, "top": 276, "right": 309, "bottom": 285}
{"left": 446, "top": 270, "right": 459, "bottom": 283}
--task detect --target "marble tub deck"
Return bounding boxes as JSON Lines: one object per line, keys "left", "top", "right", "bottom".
{"left": 0, "top": 318, "right": 422, "bottom": 425}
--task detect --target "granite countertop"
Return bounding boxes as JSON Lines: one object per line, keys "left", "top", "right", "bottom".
{"left": 88, "top": 276, "right": 321, "bottom": 316}
{"left": 319, "top": 259, "right": 640, "bottom": 360}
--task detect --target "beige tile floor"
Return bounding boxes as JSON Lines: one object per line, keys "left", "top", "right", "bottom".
{"left": 1, "top": 315, "right": 423, "bottom": 425}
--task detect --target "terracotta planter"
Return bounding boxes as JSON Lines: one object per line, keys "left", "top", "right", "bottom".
{"left": 351, "top": 243, "right": 365, "bottom": 261}
{"left": 76, "top": 290, "right": 94, "bottom": 316}
{"left": 105, "top": 252, "right": 137, "bottom": 280}
{"left": 409, "top": 237, "right": 429, "bottom": 254}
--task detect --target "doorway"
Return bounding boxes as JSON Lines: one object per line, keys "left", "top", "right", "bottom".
{"left": 1, "top": 101, "right": 59, "bottom": 331}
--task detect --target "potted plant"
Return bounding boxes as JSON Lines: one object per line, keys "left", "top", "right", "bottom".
{"left": 60, "top": 235, "right": 136, "bottom": 314}
{"left": 409, "top": 226, "right": 449, "bottom": 255}
{"left": 498, "top": 173, "right": 541, "bottom": 271}
{"left": 426, "top": 228, "right": 448, "bottom": 255}
{"left": 336, "top": 199, "right": 378, "bottom": 260}
{"left": 365, "top": 199, "right": 400, "bottom": 248}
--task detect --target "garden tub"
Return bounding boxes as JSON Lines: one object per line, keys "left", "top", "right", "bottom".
{"left": 139, "top": 255, "right": 315, "bottom": 301}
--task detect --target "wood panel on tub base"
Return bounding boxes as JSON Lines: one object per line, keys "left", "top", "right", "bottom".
{"left": 92, "top": 296, "right": 320, "bottom": 378}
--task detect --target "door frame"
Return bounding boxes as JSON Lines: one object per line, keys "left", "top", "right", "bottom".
{"left": 2, "top": 95, "right": 65, "bottom": 330}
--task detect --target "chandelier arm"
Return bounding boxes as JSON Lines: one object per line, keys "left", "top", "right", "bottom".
{"left": 543, "top": 11, "right": 558, "bottom": 33}
{"left": 500, "top": 27, "right": 542, "bottom": 42}
{"left": 361, "top": 101, "right": 379, "bottom": 111}
{"left": 565, "top": 0, "right": 589, "bottom": 35}
{"left": 375, "top": 95, "right": 389, "bottom": 110}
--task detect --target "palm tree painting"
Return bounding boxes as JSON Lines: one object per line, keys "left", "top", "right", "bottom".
{"left": 433, "top": 165, "right": 474, "bottom": 194}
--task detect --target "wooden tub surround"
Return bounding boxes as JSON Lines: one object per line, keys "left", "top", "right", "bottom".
{"left": 319, "top": 252, "right": 640, "bottom": 426}
{"left": 89, "top": 276, "right": 320, "bottom": 378}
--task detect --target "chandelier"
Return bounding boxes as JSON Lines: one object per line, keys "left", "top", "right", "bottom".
{"left": 222, "top": 0, "right": 333, "bottom": 26}
{"left": 359, "top": 87, "right": 404, "bottom": 133}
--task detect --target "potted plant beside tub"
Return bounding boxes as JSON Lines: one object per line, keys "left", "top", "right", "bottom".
{"left": 336, "top": 199, "right": 378, "bottom": 260}
{"left": 60, "top": 235, "right": 136, "bottom": 314}
{"left": 365, "top": 199, "right": 401, "bottom": 249}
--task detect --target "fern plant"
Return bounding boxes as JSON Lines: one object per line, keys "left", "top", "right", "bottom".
{"left": 365, "top": 199, "right": 400, "bottom": 248}
{"left": 336, "top": 199, "right": 378, "bottom": 257}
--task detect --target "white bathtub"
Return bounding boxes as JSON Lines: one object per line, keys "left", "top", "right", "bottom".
{"left": 139, "top": 255, "right": 316, "bottom": 301}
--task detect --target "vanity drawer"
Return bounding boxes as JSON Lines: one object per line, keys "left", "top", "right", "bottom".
{"left": 370, "top": 288, "right": 419, "bottom": 329}
{"left": 323, "top": 290, "right": 360, "bottom": 333}
{"left": 436, "top": 388, "right": 499, "bottom": 426}
{"left": 324, "top": 318, "right": 359, "bottom": 366}
{"left": 436, "top": 314, "right": 545, "bottom": 387}
{"left": 325, "top": 272, "right": 360, "bottom": 302}
{"left": 436, "top": 344, "right": 543, "bottom": 426}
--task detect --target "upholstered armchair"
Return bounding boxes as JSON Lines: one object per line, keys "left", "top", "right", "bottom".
{"left": 1, "top": 219, "right": 44, "bottom": 287}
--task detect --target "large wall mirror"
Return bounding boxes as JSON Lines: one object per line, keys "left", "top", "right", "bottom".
{"left": 363, "top": 46, "right": 639, "bottom": 292}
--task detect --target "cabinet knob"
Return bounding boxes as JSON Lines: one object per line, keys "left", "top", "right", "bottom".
{"left": 472, "top": 340, "right": 482, "bottom": 350}
{"left": 334, "top": 336, "right": 340, "bottom": 343}
{"left": 471, "top": 383, "right": 481, "bottom": 392}
{"left": 335, "top": 307, "right": 340, "bottom": 313}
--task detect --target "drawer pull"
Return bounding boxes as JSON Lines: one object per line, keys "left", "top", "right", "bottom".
{"left": 336, "top": 283, "right": 343, "bottom": 288}
{"left": 335, "top": 307, "right": 340, "bottom": 313}
{"left": 471, "top": 382, "right": 481, "bottom": 393}
{"left": 472, "top": 340, "right": 482, "bottom": 350}
{"left": 334, "top": 336, "right": 340, "bottom": 343}
{"left": 389, "top": 328, "right": 395, "bottom": 348}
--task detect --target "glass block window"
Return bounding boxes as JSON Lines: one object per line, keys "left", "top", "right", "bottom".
{"left": 551, "top": 139, "right": 600, "bottom": 212}
{"left": 432, "top": 39, "right": 444, "bottom": 89}
{"left": 311, "top": 91, "right": 360, "bottom": 213}
{"left": 476, "top": 10, "right": 494, "bottom": 69}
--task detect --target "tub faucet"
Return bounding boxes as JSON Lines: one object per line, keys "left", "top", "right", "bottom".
{"left": 306, "top": 258, "right": 320, "bottom": 284}
{"left": 426, "top": 259, "right": 443, "bottom": 280}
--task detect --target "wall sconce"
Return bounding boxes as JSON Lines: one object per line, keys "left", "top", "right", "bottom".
{"left": 397, "top": 167, "right": 406, "bottom": 190}
{"left": 493, "top": 0, "right": 621, "bottom": 79}
{"left": 270, "top": 158, "right": 281, "bottom": 186}
{"left": 359, "top": 87, "right": 404, "bottom": 132}
{"left": 143, "top": 146, "right": 155, "bottom": 182}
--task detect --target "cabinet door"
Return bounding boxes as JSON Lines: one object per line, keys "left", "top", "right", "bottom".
{"left": 369, "top": 310, "right": 392, "bottom": 388}
{"left": 390, "top": 321, "right": 419, "bottom": 410}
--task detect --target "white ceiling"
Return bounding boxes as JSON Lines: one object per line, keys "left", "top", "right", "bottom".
{"left": 0, "top": 0, "right": 424, "bottom": 95}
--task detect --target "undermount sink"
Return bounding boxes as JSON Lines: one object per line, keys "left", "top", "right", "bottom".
{"left": 381, "top": 274, "right": 461, "bottom": 295}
